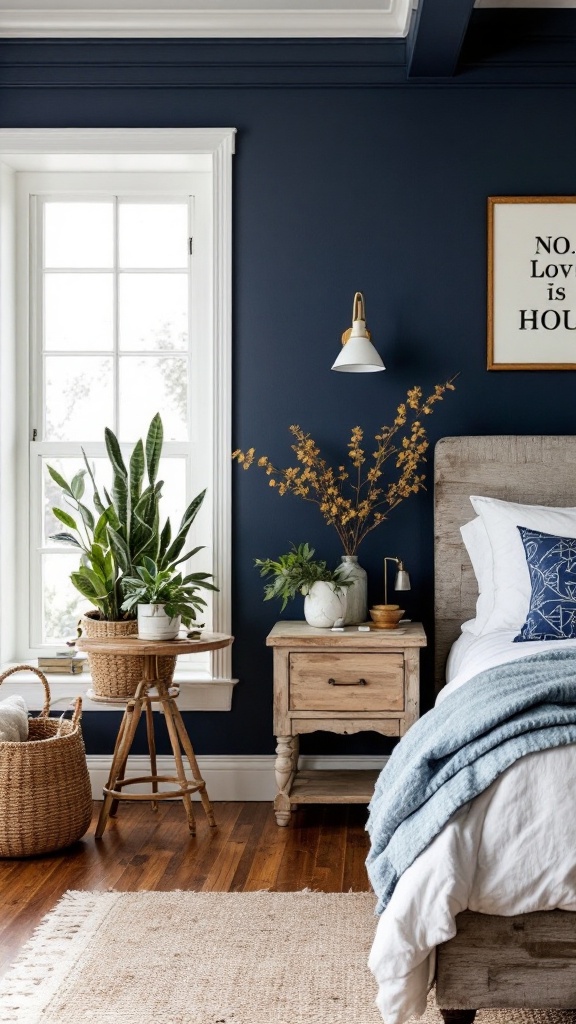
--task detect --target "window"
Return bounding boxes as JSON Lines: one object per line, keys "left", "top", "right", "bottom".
{"left": 0, "top": 130, "right": 235, "bottom": 702}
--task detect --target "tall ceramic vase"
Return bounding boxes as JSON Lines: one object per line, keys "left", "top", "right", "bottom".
{"left": 339, "top": 555, "right": 368, "bottom": 625}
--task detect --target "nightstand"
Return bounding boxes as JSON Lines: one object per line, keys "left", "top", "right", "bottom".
{"left": 266, "top": 620, "right": 426, "bottom": 825}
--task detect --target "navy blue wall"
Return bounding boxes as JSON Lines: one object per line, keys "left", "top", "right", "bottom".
{"left": 4, "top": 42, "right": 576, "bottom": 754}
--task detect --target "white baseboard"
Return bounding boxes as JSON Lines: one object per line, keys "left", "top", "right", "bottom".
{"left": 86, "top": 754, "right": 389, "bottom": 802}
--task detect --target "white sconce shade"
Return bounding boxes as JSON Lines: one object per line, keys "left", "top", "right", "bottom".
{"left": 331, "top": 291, "right": 385, "bottom": 373}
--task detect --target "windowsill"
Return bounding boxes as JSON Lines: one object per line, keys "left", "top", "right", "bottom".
{"left": 0, "top": 664, "right": 238, "bottom": 711}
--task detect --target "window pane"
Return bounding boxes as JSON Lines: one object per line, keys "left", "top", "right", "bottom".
{"left": 44, "top": 202, "right": 114, "bottom": 269}
{"left": 45, "top": 356, "right": 113, "bottom": 441}
{"left": 45, "top": 274, "right": 113, "bottom": 351}
{"left": 158, "top": 458, "right": 187, "bottom": 539}
{"left": 119, "top": 356, "right": 188, "bottom": 441}
{"left": 42, "top": 553, "right": 88, "bottom": 644}
{"left": 118, "top": 202, "right": 188, "bottom": 269}
{"left": 43, "top": 457, "right": 110, "bottom": 546}
{"left": 119, "top": 274, "right": 188, "bottom": 352}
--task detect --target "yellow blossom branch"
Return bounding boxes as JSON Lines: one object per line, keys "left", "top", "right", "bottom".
{"left": 232, "top": 376, "right": 456, "bottom": 554}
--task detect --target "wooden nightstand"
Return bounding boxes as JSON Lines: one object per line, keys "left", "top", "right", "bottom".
{"left": 266, "top": 620, "right": 426, "bottom": 825}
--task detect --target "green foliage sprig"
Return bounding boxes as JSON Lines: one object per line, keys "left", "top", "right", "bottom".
{"left": 120, "top": 557, "right": 218, "bottom": 628}
{"left": 255, "top": 542, "right": 352, "bottom": 612}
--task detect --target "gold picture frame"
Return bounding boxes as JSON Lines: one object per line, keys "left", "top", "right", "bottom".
{"left": 488, "top": 195, "right": 576, "bottom": 370}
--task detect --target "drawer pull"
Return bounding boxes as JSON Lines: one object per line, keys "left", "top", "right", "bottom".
{"left": 328, "top": 677, "right": 367, "bottom": 687}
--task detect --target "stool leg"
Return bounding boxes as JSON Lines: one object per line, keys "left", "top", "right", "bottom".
{"left": 172, "top": 702, "right": 216, "bottom": 828}
{"left": 161, "top": 697, "right": 197, "bottom": 835}
{"left": 145, "top": 698, "right": 159, "bottom": 812}
{"left": 96, "top": 699, "right": 143, "bottom": 839}
{"left": 109, "top": 709, "right": 135, "bottom": 820}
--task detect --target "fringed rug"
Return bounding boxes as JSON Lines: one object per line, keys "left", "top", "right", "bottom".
{"left": 1, "top": 890, "right": 576, "bottom": 1024}
{"left": 0, "top": 890, "right": 381, "bottom": 1024}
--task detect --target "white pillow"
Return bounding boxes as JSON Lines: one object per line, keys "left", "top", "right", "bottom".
{"left": 0, "top": 695, "right": 28, "bottom": 743}
{"left": 460, "top": 517, "right": 494, "bottom": 636}
{"left": 470, "top": 495, "right": 576, "bottom": 633}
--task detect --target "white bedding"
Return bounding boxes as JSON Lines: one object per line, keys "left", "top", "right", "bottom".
{"left": 368, "top": 632, "right": 576, "bottom": 1024}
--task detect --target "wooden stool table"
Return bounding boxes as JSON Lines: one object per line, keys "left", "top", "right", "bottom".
{"left": 76, "top": 633, "right": 233, "bottom": 839}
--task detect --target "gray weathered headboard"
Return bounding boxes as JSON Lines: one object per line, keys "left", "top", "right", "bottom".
{"left": 434, "top": 435, "right": 576, "bottom": 690}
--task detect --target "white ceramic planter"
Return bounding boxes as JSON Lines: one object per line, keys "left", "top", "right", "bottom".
{"left": 137, "top": 604, "right": 181, "bottom": 641}
{"left": 303, "top": 581, "right": 347, "bottom": 629}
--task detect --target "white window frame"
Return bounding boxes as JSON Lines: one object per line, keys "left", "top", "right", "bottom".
{"left": 0, "top": 129, "right": 236, "bottom": 709}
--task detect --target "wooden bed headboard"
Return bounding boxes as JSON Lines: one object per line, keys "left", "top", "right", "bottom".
{"left": 434, "top": 435, "right": 576, "bottom": 690}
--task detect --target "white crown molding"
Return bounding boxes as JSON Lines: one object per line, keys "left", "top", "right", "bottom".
{"left": 0, "top": 128, "right": 236, "bottom": 158}
{"left": 0, "top": 3, "right": 412, "bottom": 39}
{"left": 87, "top": 753, "right": 389, "bottom": 801}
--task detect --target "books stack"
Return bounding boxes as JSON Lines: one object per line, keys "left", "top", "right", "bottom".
{"left": 37, "top": 651, "right": 85, "bottom": 675}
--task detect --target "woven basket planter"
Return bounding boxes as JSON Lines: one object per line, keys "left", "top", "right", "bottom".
{"left": 0, "top": 665, "right": 92, "bottom": 858}
{"left": 81, "top": 611, "right": 177, "bottom": 700}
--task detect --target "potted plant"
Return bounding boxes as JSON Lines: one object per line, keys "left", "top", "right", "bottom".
{"left": 120, "top": 558, "right": 217, "bottom": 641}
{"left": 48, "top": 413, "right": 213, "bottom": 698}
{"left": 255, "top": 543, "right": 352, "bottom": 628}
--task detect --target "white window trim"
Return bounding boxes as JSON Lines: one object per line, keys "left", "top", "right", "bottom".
{"left": 0, "top": 129, "right": 236, "bottom": 708}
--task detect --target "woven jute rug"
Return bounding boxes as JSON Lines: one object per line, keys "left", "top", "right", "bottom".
{"left": 0, "top": 890, "right": 575, "bottom": 1024}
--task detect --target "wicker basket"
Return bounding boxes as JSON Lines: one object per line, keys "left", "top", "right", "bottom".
{"left": 0, "top": 665, "right": 93, "bottom": 858}
{"left": 81, "top": 612, "right": 177, "bottom": 700}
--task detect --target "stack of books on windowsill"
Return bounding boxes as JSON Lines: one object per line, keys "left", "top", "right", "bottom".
{"left": 37, "top": 651, "right": 85, "bottom": 675}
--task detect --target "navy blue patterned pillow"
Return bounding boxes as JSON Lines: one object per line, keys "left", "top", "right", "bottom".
{"left": 514, "top": 527, "right": 576, "bottom": 642}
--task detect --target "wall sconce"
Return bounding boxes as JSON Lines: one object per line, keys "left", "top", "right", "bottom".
{"left": 383, "top": 557, "right": 411, "bottom": 606}
{"left": 331, "top": 291, "right": 385, "bottom": 373}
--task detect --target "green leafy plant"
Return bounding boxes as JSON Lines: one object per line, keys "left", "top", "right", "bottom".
{"left": 48, "top": 413, "right": 210, "bottom": 621}
{"left": 255, "top": 543, "right": 352, "bottom": 612}
{"left": 120, "top": 557, "right": 217, "bottom": 627}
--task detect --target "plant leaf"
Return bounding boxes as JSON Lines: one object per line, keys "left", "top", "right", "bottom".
{"left": 163, "top": 491, "right": 205, "bottom": 565}
{"left": 52, "top": 507, "right": 78, "bottom": 531}
{"left": 145, "top": 413, "right": 163, "bottom": 485}
{"left": 111, "top": 472, "right": 128, "bottom": 531}
{"left": 129, "top": 438, "right": 145, "bottom": 507}
{"left": 70, "top": 470, "right": 86, "bottom": 501}
{"left": 107, "top": 526, "right": 131, "bottom": 575}
{"left": 82, "top": 450, "right": 106, "bottom": 516}
{"left": 47, "top": 465, "right": 73, "bottom": 496}
{"left": 94, "top": 510, "right": 110, "bottom": 546}
{"left": 105, "top": 426, "right": 128, "bottom": 480}
{"left": 158, "top": 518, "right": 172, "bottom": 560}
{"left": 50, "top": 530, "right": 82, "bottom": 548}
{"left": 77, "top": 501, "right": 95, "bottom": 533}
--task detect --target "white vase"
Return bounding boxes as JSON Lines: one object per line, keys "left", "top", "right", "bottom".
{"left": 339, "top": 555, "right": 368, "bottom": 625}
{"left": 137, "top": 604, "right": 181, "bottom": 641}
{"left": 303, "top": 581, "right": 347, "bottom": 629}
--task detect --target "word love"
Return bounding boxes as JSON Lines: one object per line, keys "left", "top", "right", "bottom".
{"left": 520, "top": 235, "right": 576, "bottom": 331}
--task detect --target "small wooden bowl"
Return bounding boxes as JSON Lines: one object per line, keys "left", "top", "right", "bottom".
{"left": 369, "top": 605, "right": 405, "bottom": 630}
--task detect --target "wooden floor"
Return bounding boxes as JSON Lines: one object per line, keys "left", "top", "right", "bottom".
{"left": 0, "top": 800, "right": 371, "bottom": 978}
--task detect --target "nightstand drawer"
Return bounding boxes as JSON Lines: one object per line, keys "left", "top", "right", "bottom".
{"left": 289, "top": 652, "right": 404, "bottom": 712}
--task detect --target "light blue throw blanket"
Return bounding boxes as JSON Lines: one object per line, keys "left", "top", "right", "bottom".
{"left": 366, "top": 649, "right": 576, "bottom": 915}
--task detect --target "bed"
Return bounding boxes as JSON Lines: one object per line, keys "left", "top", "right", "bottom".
{"left": 367, "top": 435, "right": 576, "bottom": 1024}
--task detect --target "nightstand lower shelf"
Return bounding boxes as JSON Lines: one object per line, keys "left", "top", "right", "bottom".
{"left": 289, "top": 768, "right": 380, "bottom": 805}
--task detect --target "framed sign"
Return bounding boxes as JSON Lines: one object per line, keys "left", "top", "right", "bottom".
{"left": 488, "top": 196, "right": 576, "bottom": 370}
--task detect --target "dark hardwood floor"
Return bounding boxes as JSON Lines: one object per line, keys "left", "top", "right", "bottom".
{"left": 0, "top": 801, "right": 371, "bottom": 977}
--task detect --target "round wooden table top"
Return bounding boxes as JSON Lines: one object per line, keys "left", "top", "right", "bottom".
{"left": 76, "top": 631, "right": 233, "bottom": 658}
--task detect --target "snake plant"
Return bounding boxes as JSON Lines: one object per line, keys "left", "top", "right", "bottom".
{"left": 48, "top": 414, "right": 212, "bottom": 621}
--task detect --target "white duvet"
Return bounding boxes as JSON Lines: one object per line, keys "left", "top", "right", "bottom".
{"left": 368, "top": 631, "right": 576, "bottom": 1024}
